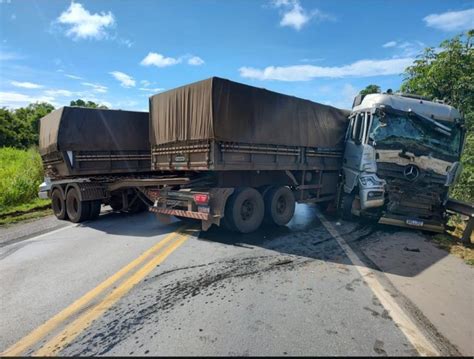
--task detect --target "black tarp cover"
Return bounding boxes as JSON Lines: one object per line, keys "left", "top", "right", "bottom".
{"left": 150, "top": 77, "right": 349, "bottom": 148}
{"left": 39, "top": 107, "right": 149, "bottom": 155}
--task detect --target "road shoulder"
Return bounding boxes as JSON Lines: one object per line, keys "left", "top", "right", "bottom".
{"left": 0, "top": 215, "right": 70, "bottom": 247}
{"left": 334, "top": 218, "right": 473, "bottom": 356}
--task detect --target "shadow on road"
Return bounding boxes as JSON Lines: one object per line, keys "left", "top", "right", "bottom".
{"left": 79, "top": 210, "right": 183, "bottom": 238}
{"left": 198, "top": 204, "right": 449, "bottom": 278}
{"left": 79, "top": 203, "right": 449, "bottom": 278}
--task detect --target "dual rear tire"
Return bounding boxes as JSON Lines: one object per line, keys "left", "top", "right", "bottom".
{"left": 51, "top": 187, "right": 101, "bottom": 223}
{"left": 224, "top": 186, "right": 295, "bottom": 233}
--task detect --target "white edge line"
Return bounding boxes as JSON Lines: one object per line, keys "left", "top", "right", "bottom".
{"left": 316, "top": 212, "right": 440, "bottom": 357}
{"left": 23, "top": 225, "right": 74, "bottom": 242}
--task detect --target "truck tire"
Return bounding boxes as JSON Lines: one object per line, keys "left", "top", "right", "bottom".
{"left": 51, "top": 188, "right": 68, "bottom": 220}
{"left": 264, "top": 186, "right": 295, "bottom": 226}
{"left": 88, "top": 200, "right": 101, "bottom": 220}
{"left": 339, "top": 193, "right": 355, "bottom": 221}
{"left": 66, "top": 187, "right": 91, "bottom": 223}
{"left": 225, "top": 187, "right": 264, "bottom": 233}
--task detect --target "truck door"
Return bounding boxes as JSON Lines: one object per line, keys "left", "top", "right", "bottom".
{"left": 342, "top": 112, "right": 367, "bottom": 192}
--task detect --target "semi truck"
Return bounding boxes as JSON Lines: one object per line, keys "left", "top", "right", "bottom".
{"left": 340, "top": 92, "right": 467, "bottom": 232}
{"left": 39, "top": 77, "right": 469, "bottom": 235}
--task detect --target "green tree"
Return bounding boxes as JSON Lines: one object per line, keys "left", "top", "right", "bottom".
{"left": 70, "top": 99, "right": 108, "bottom": 109}
{"left": 0, "top": 102, "right": 54, "bottom": 149}
{"left": 401, "top": 30, "right": 474, "bottom": 202}
{"left": 359, "top": 84, "right": 381, "bottom": 96}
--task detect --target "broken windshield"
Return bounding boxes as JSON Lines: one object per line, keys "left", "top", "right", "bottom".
{"left": 370, "top": 113, "right": 462, "bottom": 161}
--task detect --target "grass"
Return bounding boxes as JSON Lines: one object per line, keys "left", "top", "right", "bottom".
{"left": 0, "top": 197, "right": 52, "bottom": 226}
{"left": 0, "top": 147, "right": 51, "bottom": 225}
{"left": 431, "top": 218, "right": 474, "bottom": 266}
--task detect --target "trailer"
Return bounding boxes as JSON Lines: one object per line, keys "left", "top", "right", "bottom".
{"left": 143, "top": 77, "right": 349, "bottom": 233}
{"left": 38, "top": 107, "right": 161, "bottom": 222}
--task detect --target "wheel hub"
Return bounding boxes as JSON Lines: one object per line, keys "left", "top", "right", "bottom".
{"left": 241, "top": 199, "right": 254, "bottom": 221}
{"left": 276, "top": 196, "right": 286, "bottom": 215}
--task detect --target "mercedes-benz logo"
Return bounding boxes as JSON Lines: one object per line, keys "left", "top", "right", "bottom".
{"left": 404, "top": 165, "right": 419, "bottom": 181}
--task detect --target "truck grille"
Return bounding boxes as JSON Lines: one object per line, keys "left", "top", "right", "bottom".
{"left": 377, "top": 162, "right": 447, "bottom": 220}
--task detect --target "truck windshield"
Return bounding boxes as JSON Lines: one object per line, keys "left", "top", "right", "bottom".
{"left": 370, "top": 113, "right": 462, "bottom": 161}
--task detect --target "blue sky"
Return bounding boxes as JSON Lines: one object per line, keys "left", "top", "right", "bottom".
{"left": 0, "top": 0, "right": 473, "bottom": 111}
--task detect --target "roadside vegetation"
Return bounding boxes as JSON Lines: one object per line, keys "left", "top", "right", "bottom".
{"left": 432, "top": 232, "right": 474, "bottom": 266}
{"left": 0, "top": 147, "right": 51, "bottom": 224}
{"left": 0, "top": 100, "right": 106, "bottom": 225}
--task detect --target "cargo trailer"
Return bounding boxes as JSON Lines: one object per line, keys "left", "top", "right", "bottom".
{"left": 144, "top": 77, "right": 349, "bottom": 232}
{"left": 38, "top": 107, "right": 182, "bottom": 223}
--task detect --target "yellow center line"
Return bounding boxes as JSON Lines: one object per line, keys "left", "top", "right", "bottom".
{"left": 34, "top": 231, "right": 191, "bottom": 357}
{"left": 1, "top": 226, "right": 186, "bottom": 357}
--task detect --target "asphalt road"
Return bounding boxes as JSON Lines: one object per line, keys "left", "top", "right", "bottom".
{"left": 0, "top": 205, "right": 472, "bottom": 356}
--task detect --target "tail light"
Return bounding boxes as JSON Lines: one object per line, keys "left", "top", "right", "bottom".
{"left": 193, "top": 193, "right": 209, "bottom": 205}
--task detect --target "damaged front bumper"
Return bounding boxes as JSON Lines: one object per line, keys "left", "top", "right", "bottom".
{"left": 358, "top": 174, "right": 386, "bottom": 210}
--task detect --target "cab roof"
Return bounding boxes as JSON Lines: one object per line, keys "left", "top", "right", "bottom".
{"left": 352, "top": 93, "right": 462, "bottom": 123}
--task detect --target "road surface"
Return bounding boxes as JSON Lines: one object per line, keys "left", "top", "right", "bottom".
{"left": 1, "top": 205, "right": 472, "bottom": 356}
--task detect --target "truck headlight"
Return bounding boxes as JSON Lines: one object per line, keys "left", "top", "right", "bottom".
{"left": 359, "top": 175, "right": 384, "bottom": 187}
{"left": 359, "top": 176, "right": 375, "bottom": 186}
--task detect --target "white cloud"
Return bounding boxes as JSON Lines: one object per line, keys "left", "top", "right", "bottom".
{"left": 239, "top": 57, "right": 414, "bottom": 81}
{"left": 382, "top": 41, "right": 397, "bottom": 48}
{"left": 44, "top": 89, "right": 74, "bottom": 97}
{"left": 300, "top": 58, "right": 324, "bottom": 63}
{"left": 139, "top": 87, "right": 164, "bottom": 92}
{"left": 81, "top": 82, "right": 107, "bottom": 93}
{"left": 119, "top": 38, "right": 133, "bottom": 48}
{"left": 65, "top": 73, "right": 83, "bottom": 80}
{"left": 423, "top": 8, "right": 474, "bottom": 32}
{"left": 10, "top": 81, "right": 43, "bottom": 89}
{"left": 382, "top": 40, "right": 426, "bottom": 57}
{"left": 140, "top": 52, "right": 181, "bottom": 67}
{"left": 0, "top": 91, "right": 56, "bottom": 108}
{"left": 280, "top": 2, "right": 310, "bottom": 30}
{"left": 0, "top": 51, "right": 22, "bottom": 61}
{"left": 109, "top": 71, "right": 136, "bottom": 88}
{"left": 272, "top": 0, "right": 332, "bottom": 31}
{"left": 57, "top": 2, "right": 115, "bottom": 40}
{"left": 140, "top": 80, "right": 151, "bottom": 87}
{"left": 188, "top": 56, "right": 205, "bottom": 66}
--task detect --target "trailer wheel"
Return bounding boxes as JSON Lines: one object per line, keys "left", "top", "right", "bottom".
{"left": 225, "top": 187, "right": 264, "bottom": 233}
{"left": 51, "top": 188, "right": 68, "bottom": 220}
{"left": 88, "top": 200, "right": 101, "bottom": 220}
{"left": 66, "top": 188, "right": 91, "bottom": 223}
{"left": 264, "top": 186, "right": 295, "bottom": 226}
{"left": 339, "top": 193, "right": 355, "bottom": 221}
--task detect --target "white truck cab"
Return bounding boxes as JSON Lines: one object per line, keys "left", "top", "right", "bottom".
{"left": 340, "top": 92, "right": 465, "bottom": 231}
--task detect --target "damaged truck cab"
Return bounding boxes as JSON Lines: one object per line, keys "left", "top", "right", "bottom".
{"left": 340, "top": 93, "right": 465, "bottom": 232}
